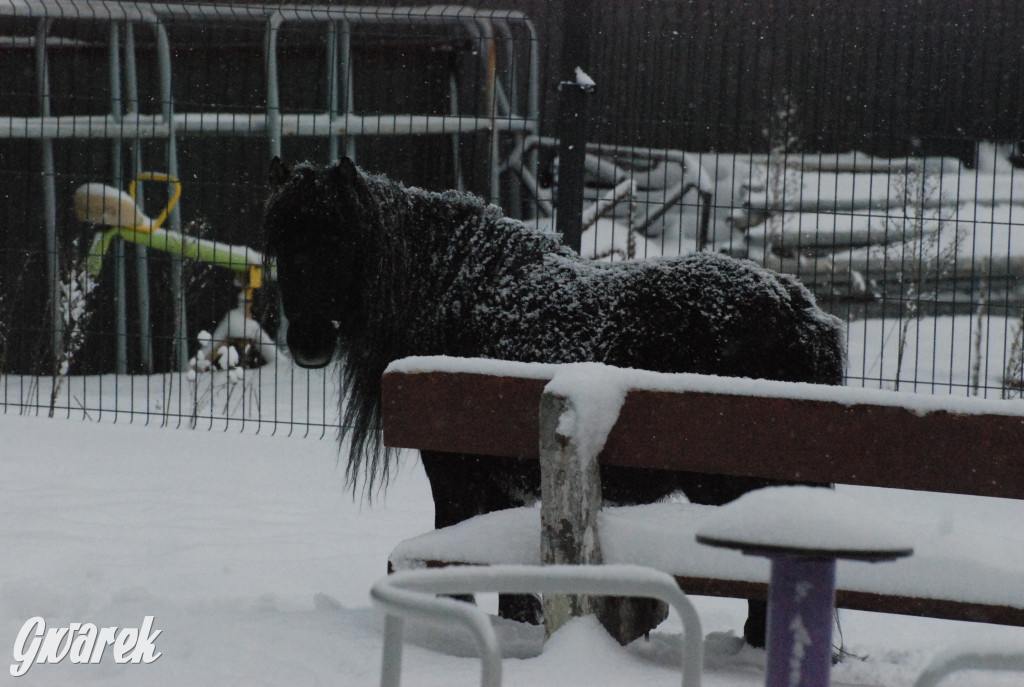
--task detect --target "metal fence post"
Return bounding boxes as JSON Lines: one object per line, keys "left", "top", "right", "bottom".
{"left": 554, "top": 0, "right": 595, "bottom": 253}
{"left": 35, "top": 19, "right": 62, "bottom": 369}
{"left": 554, "top": 82, "right": 593, "bottom": 254}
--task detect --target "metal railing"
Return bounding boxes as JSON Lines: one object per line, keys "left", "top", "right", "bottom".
{"left": 370, "top": 564, "right": 704, "bottom": 687}
{"left": 913, "top": 646, "right": 1024, "bottom": 687}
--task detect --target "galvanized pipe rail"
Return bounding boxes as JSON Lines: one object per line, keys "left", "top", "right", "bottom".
{"left": 371, "top": 564, "right": 704, "bottom": 687}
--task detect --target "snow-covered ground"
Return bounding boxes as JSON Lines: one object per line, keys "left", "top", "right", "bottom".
{"left": 846, "top": 315, "right": 1022, "bottom": 396}
{"left": 2, "top": 396, "right": 1023, "bottom": 686}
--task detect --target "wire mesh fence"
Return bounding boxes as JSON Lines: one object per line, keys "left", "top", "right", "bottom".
{"left": 2, "top": 0, "right": 1023, "bottom": 433}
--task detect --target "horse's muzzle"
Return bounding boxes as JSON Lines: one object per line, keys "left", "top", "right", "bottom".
{"left": 285, "top": 314, "right": 337, "bottom": 369}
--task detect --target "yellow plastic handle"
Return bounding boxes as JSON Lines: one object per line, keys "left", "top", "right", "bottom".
{"left": 128, "top": 172, "right": 182, "bottom": 231}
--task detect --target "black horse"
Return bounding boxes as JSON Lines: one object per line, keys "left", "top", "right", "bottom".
{"left": 262, "top": 157, "right": 846, "bottom": 645}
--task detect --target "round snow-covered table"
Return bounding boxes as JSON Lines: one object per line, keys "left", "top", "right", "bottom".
{"left": 696, "top": 487, "right": 914, "bottom": 687}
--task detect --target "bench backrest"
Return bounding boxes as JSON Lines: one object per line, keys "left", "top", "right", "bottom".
{"left": 382, "top": 357, "right": 1024, "bottom": 501}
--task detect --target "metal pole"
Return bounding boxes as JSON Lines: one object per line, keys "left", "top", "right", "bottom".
{"left": 265, "top": 13, "right": 288, "bottom": 352}
{"left": 265, "top": 14, "right": 283, "bottom": 160}
{"left": 524, "top": 19, "right": 541, "bottom": 220}
{"left": 110, "top": 22, "right": 128, "bottom": 375}
{"left": 379, "top": 615, "right": 404, "bottom": 687}
{"left": 495, "top": 20, "right": 521, "bottom": 217}
{"left": 554, "top": 0, "right": 595, "bottom": 253}
{"left": 447, "top": 58, "right": 465, "bottom": 191}
{"left": 326, "top": 21, "right": 339, "bottom": 162}
{"left": 154, "top": 21, "right": 188, "bottom": 372}
{"left": 340, "top": 20, "right": 356, "bottom": 161}
{"left": 125, "top": 22, "right": 154, "bottom": 374}
{"left": 554, "top": 82, "right": 593, "bottom": 253}
{"left": 764, "top": 557, "right": 837, "bottom": 687}
{"left": 36, "top": 19, "right": 62, "bottom": 369}
{"left": 478, "top": 20, "right": 500, "bottom": 204}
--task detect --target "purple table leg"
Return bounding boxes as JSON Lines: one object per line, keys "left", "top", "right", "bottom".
{"left": 764, "top": 556, "right": 837, "bottom": 687}
{"left": 696, "top": 487, "right": 914, "bottom": 687}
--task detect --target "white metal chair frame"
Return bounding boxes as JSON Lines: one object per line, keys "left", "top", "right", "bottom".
{"left": 913, "top": 647, "right": 1024, "bottom": 687}
{"left": 371, "top": 563, "right": 704, "bottom": 687}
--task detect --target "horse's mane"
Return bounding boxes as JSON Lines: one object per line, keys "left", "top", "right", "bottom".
{"left": 331, "top": 169, "right": 558, "bottom": 495}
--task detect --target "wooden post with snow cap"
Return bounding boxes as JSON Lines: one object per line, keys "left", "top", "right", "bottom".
{"left": 539, "top": 365, "right": 669, "bottom": 644}
{"left": 538, "top": 367, "right": 608, "bottom": 636}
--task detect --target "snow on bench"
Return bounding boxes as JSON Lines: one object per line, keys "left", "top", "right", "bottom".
{"left": 382, "top": 355, "right": 1024, "bottom": 627}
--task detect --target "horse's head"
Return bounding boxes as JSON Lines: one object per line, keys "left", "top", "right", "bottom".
{"left": 263, "top": 157, "right": 367, "bottom": 368}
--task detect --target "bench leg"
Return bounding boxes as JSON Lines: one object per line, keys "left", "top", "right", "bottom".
{"left": 744, "top": 600, "right": 768, "bottom": 648}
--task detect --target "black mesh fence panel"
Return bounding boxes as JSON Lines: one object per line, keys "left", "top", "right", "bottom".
{"left": 2, "top": 1, "right": 1023, "bottom": 433}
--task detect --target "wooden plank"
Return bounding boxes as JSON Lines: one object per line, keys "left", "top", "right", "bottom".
{"left": 389, "top": 559, "right": 1024, "bottom": 628}
{"left": 605, "top": 389, "right": 1024, "bottom": 499}
{"left": 833, "top": 590, "right": 1024, "bottom": 627}
{"left": 381, "top": 369, "right": 1024, "bottom": 500}
{"left": 381, "top": 370, "right": 546, "bottom": 459}
{"left": 674, "top": 578, "right": 1024, "bottom": 627}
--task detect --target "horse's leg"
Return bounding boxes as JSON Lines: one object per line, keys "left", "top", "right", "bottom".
{"left": 419, "top": 451, "right": 491, "bottom": 530}
{"left": 418, "top": 451, "right": 478, "bottom": 607}
{"left": 419, "top": 450, "right": 542, "bottom": 624}
{"left": 676, "top": 472, "right": 783, "bottom": 648}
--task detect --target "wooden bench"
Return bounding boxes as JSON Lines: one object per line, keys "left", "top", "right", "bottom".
{"left": 382, "top": 355, "right": 1024, "bottom": 629}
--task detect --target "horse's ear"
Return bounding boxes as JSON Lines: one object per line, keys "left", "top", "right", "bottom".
{"left": 329, "top": 156, "right": 359, "bottom": 187}
{"left": 268, "top": 156, "right": 290, "bottom": 190}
